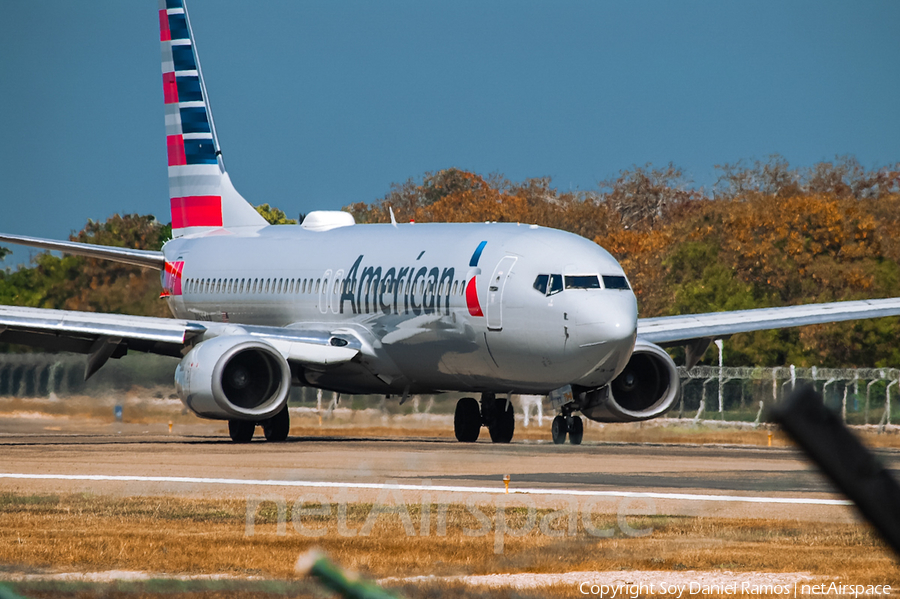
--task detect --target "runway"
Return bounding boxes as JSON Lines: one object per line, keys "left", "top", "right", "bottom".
{"left": 3, "top": 426, "right": 896, "bottom": 522}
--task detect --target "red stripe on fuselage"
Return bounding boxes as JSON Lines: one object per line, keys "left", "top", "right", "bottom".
{"left": 164, "top": 260, "right": 184, "bottom": 295}
{"left": 159, "top": 9, "right": 171, "bottom": 41}
{"left": 465, "top": 278, "right": 484, "bottom": 317}
{"left": 170, "top": 196, "right": 223, "bottom": 229}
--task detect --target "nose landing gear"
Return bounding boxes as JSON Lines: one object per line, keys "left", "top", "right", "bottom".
{"left": 551, "top": 409, "right": 583, "bottom": 445}
{"left": 453, "top": 393, "right": 516, "bottom": 443}
{"left": 454, "top": 397, "right": 481, "bottom": 442}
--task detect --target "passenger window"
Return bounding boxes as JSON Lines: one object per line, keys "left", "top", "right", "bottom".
{"left": 565, "top": 275, "right": 600, "bottom": 290}
{"left": 533, "top": 274, "right": 548, "bottom": 295}
{"left": 602, "top": 275, "right": 630, "bottom": 290}
{"left": 548, "top": 274, "right": 563, "bottom": 296}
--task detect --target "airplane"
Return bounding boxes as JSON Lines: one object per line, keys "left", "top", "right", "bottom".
{"left": 3, "top": 0, "right": 900, "bottom": 445}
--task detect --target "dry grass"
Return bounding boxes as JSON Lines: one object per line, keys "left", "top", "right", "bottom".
{"left": 1, "top": 493, "right": 897, "bottom": 588}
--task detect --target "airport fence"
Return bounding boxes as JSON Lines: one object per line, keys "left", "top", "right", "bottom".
{"left": 678, "top": 365, "right": 900, "bottom": 426}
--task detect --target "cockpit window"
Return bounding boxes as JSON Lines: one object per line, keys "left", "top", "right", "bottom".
{"left": 565, "top": 275, "right": 600, "bottom": 289}
{"left": 533, "top": 274, "right": 548, "bottom": 295}
{"left": 548, "top": 274, "right": 563, "bottom": 296}
{"left": 602, "top": 275, "right": 630, "bottom": 290}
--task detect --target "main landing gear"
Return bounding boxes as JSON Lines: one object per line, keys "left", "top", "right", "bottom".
{"left": 228, "top": 405, "right": 290, "bottom": 443}
{"left": 551, "top": 409, "right": 583, "bottom": 445}
{"left": 453, "top": 393, "right": 515, "bottom": 443}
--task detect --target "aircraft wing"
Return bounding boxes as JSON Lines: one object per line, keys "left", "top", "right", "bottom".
{"left": 637, "top": 297, "right": 900, "bottom": 345}
{"left": 0, "top": 305, "right": 360, "bottom": 379}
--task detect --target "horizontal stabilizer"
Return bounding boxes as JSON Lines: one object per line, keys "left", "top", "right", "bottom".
{"left": 0, "top": 233, "right": 165, "bottom": 270}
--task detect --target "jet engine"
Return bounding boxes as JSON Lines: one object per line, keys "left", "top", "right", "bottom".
{"left": 580, "top": 340, "right": 680, "bottom": 422}
{"left": 174, "top": 336, "right": 291, "bottom": 421}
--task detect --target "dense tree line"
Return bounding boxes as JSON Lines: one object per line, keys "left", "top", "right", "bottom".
{"left": 3, "top": 156, "right": 900, "bottom": 367}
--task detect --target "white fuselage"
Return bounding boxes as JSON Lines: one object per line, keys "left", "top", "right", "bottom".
{"left": 162, "top": 222, "right": 638, "bottom": 395}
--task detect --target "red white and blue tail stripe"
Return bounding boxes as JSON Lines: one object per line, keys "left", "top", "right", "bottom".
{"left": 159, "top": 0, "right": 266, "bottom": 238}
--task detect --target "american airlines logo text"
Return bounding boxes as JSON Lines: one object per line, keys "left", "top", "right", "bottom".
{"left": 336, "top": 255, "right": 458, "bottom": 316}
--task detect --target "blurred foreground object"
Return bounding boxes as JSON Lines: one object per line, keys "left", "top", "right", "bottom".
{"left": 0, "top": 584, "right": 27, "bottom": 599}
{"left": 771, "top": 385, "right": 900, "bottom": 556}
{"left": 295, "top": 549, "right": 402, "bottom": 599}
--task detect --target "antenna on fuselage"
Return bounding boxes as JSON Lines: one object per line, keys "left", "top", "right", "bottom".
{"left": 389, "top": 206, "right": 398, "bottom": 228}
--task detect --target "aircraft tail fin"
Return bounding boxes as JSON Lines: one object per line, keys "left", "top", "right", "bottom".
{"left": 159, "top": 0, "right": 267, "bottom": 238}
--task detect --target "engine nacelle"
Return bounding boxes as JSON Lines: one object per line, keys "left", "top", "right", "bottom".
{"left": 580, "top": 340, "right": 680, "bottom": 422}
{"left": 174, "top": 335, "right": 291, "bottom": 421}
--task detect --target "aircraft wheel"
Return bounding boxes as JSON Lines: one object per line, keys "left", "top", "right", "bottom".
{"left": 569, "top": 416, "right": 584, "bottom": 445}
{"left": 228, "top": 419, "right": 255, "bottom": 443}
{"left": 551, "top": 415, "right": 567, "bottom": 445}
{"left": 454, "top": 397, "right": 481, "bottom": 442}
{"left": 488, "top": 398, "right": 515, "bottom": 443}
{"left": 263, "top": 405, "right": 290, "bottom": 442}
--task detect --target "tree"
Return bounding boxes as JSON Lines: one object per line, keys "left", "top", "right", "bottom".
{"left": 714, "top": 155, "right": 802, "bottom": 199}
{"left": 255, "top": 204, "right": 297, "bottom": 225}
{"left": 601, "top": 163, "right": 697, "bottom": 230}
{"left": 0, "top": 214, "right": 171, "bottom": 318}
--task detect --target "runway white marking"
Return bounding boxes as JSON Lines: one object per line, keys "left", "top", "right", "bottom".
{"left": 0, "top": 473, "right": 852, "bottom": 506}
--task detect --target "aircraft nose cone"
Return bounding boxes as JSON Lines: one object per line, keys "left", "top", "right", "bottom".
{"left": 567, "top": 291, "right": 638, "bottom": 385}
{"left": 570, "top": 291, "right": 638, "bottom": 345}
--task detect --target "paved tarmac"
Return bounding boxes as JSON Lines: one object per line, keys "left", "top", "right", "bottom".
{"left": 2, "top": 415, "right": 896, "bottom": 522}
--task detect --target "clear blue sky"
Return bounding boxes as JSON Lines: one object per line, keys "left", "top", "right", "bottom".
{"left": 1, "top": 1, "right": 898, "bottom": 253}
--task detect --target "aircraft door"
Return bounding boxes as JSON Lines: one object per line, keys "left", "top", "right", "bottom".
{"left": 486, "top": 256, "right": 517, "bottom": 331}
{"left": 318, "top": 269, "right": 332, "bottom": 314}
